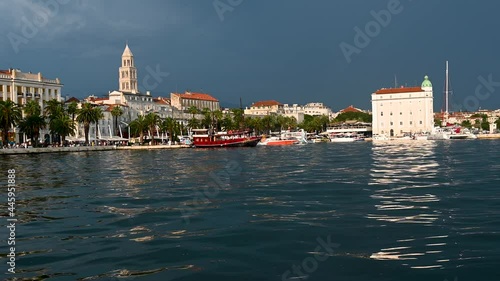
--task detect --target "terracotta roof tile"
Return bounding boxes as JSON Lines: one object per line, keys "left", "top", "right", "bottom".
{"left": 375, "top": 87, "right": 424, "bottom": 94}
{"left": 251, "top": 100, "right": 283, "bottom": 107}
{"left": 174, "top": 92, "right": 218, "bottom": 102}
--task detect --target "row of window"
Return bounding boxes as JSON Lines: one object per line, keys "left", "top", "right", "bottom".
{"left": 123, "top": 59, "right": 133, "bottom": 67}
{"left": 382, "top": 121, "right": 424, "bottom": 126}
{"left": 121, "top": 82, "right": 137, "bottom": 91}
{"left": 121, "top": 70, "right": 136, "bottom": 79}
{"left": 127, "top": 96, "right": 153, "bottom": 102}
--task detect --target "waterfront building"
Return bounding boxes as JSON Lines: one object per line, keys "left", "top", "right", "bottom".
{"left": 0, "top": 68, "right": 63, "bottom": 143}
{"left": 371, "top": 75, "right": 434, "bottom": 137}
{"left": 244, "top": 100, "right": 284, "bottom": 116}
{"left": 170, "top": 91, "right": 220, "bottom": 111}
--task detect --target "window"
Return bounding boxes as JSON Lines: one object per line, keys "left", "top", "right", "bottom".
{"left": 390, "top": 122, "right": 393, "bottom": 126}
{"left": 390, "top": 112, "right": 393, "bottom": 116}
{"left": 381, "top": 112, "right": 383, "bottom": 116}
{"left": 419, "top": 121, "right": 423, "bottom": 125}
{"left": 410, "top": 121, "right": 413, "bottom": 125}
{"left": 400, "top": 122, "right": 403, "bottom": 125}
{"left": 400, "top": 112, "right": 402, "bottom": 115}
{"left": 410, "top": 112, "right": 412, "bottom": 115}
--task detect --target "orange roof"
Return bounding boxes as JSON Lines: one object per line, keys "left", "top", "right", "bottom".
{"left": 174, "top": 92, "right": 218, "bottom": 102}
{"left": 0, "top": 69, "right": 12, "bottom": 75}
{"left": 251, "top": 100, "right": 283, "bottom": 107}
{"left": 340, "top": 105, "right": 362, "bottom": 113}
{"left": 65, "top": 97, "right": 80, "bottom": 103}
{"left": 154, "top": 97, "right": 171, "bottom": 105}
{"left": 375, "top": 87, "right": 424, "bottom": 94}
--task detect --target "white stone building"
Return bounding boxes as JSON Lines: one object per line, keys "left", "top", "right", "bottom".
{"left": 371, "top": 76, "right": 434, "bottom": 137}
{"left": 0, "top": 68, "right": 63, "bottom": 143}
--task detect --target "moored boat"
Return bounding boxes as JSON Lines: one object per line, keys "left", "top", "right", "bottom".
{"left": 192, "top": 129, "right": 260, "bottom": 148}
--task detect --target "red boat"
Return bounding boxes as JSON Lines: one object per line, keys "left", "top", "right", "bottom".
{"left": 192, "top": 129, "right": 261, "bottom": 148}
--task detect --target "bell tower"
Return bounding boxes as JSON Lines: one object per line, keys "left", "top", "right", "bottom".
{"left": 119, "top": 43, "right": 138, "bottom": 93}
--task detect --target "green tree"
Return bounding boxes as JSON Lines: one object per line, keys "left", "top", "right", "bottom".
{"left": 93, "top": 107, "right": 104, "bottom": 140}
{"left": 201, "top": 108, "right": 212, "bottom": 128}
{"left": 161, "top": 117, "right": 178, "bottom": 143}
{"left": 24, "top": 100, "right": 42, "bottom": 116}
{"left": 145, "top": 112, "right": 160, "bottom": 144}
{"left": 461, "top": 120, "right": 472, "bottom": 128}
{"left": 50, "top": 114, "right": 76, "bottom": 144}
{"left": 76, "top": 103, "right": 96, "bottom": 145}
{"left": 44, "top": 99, "right": 64, "bottom": 118}
{"left": 19, "top": 101, "right": 45, "bottom": 147}
{"left": 187, "top": 106, "right": 200, "bottom": 129}
{"left": 18, "top": 115, "right": 46, "bottom": 147}
{"left": 111, "top": 106, "right": 124, "bottom": 136}
{"left": 130, "top": 115, "right": 148, "bottom": 144}
{"left": 230, "top": 108, "right": 244, "bottom": 130}
{"left": 333, "top": 111, "right": 372, "bottom": 123}
{"left": 67, "top": 101, "right": 79, "bottom": 123}
{"left": 0, "top": 100, "right": 22, "bottom": 145}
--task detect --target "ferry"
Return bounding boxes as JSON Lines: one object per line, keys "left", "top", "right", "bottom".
{"left": 191, "top": 129, "right": 261, "bottom": 148}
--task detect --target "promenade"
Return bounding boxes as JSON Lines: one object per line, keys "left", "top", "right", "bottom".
{"left": 0, "top": 145, "right": 190, "bottom": 155}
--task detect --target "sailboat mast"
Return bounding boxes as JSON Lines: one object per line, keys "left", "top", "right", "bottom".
{"left": 445, "top": 61, "right": 449, "bottom": 114}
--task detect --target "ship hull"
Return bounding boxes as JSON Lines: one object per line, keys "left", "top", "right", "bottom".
{"left": 193, "top": 137, "right": 261, "bottom": 148}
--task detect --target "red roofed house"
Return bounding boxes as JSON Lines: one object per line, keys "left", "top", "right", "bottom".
{"left": 244, "top": 100, "right": 284, "bottom": 116}
{"left": 339, "top": 105, "right": 364, "bottom": 113}
{"left": 371, "top": 75, "right": 434, "bottom": 137}
{"left": 170, "top": 91, "right": 220, "bottom": 111}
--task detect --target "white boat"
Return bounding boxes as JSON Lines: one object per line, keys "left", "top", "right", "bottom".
{"left": 329, "top": 133, "right": 365, "bottom": 142}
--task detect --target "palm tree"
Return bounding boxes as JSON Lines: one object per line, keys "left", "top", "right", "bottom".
{"left": 44, "top": 99, "right": 64, "bottom": 118}
{"left": 93, "top": 107, "right": 104, "bottom": 140}
{"left": 201, "top": 108, "right": 212, "bottom": 128}
{"left": 231, "top": 108, "right": 244, "bottom": 130}
{"left": 111, "top": 106, "right": 123, "bottom": 136}
{"left": 145, "top": 112, "right": 160, "bottom": 144}
{"left": 24, "top": 100, "right": 42, "bottom": 117}
{"left": 130, "top": 115, "right": 147, "bottom": 144}
{"left": 19, "top": 101, "right": 45, "bottom": 147}
{"left": 50, "top": 114, "right": 76, "bottom": 144}
{"left": 76, "top": 103, "right": 95, "bottom": 145}
{"left": 213, "top": 109, "right": 223, "bottom": 131}
{"left": 18, "top": 115, "right": 46, "bottom": 147}
{"left": 67, "top": 101, "right": 78, "bottom": 123}
{"left": 187, "top": 106, "right": 200, "bottom": 129}
{"left": 0, "top": 100, "right": 22, "bottom": 146}
{"left": 161, "top": 117, "right": 177, "bottom": 143}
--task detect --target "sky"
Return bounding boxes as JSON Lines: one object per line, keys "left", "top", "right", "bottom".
{"left": 1, "top": 0, "right": 500, "bottom": 112}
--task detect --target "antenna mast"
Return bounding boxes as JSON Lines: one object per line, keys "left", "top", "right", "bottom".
{"left": 445, "top": 61, "right": 449, "bottom": 114}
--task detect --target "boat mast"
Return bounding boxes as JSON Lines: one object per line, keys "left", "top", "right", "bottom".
{"left": 445, "top": 61, "right": 449, "bottom": 115}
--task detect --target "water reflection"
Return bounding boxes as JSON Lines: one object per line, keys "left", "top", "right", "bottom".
{"left": 368, "top": 141, "right": 450, "bottom": 269}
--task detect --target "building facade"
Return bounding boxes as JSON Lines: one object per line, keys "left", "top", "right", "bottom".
{"left": 170, "top": 91, "right": 220, "bottom": 111}
{"left": 0, "top": 68, "right": 63, "bottom": 143}
{"left": 244, "top": 100, "right": 284, "bottom": 116}
{"left": 0, "top": 69, "right": 62, "bottom": 107}
{"left": 371, "top": 76, "right": 434, "bottom": 137}
{"left": 119, "top": 44, "right": 138, "bottom": 93}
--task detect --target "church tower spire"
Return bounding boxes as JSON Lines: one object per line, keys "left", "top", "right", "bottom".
{"left": 119, "top": 43, "right": 138, "bottom": 93}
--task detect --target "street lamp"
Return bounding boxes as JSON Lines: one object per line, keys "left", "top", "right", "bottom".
{"left": 120, "top": 121, "right": 131, "bottom": 142}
